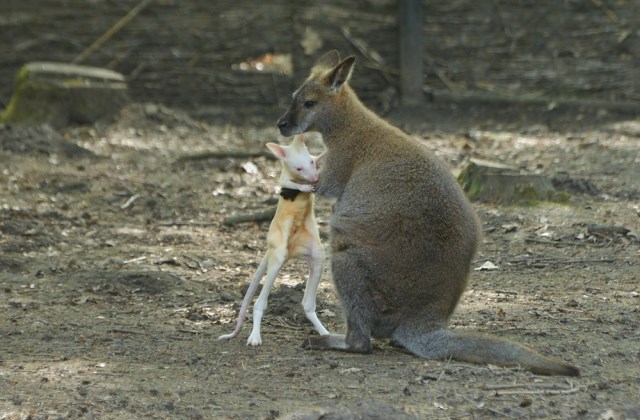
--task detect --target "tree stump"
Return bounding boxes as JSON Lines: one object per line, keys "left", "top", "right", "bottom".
{"left": 458, "top": 159, "right": 569, "bottom": 205}
{"left": 1, "top": 62, "right": 128, "bottom": 128}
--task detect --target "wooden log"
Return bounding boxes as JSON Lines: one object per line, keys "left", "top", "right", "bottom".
{"left": 222, "top": 207, "right": 276, "bottom": 226}
{"left": 458, "top": 159, "right": 569, "bottom": 205}
{"left": 176, "top": 150, "right": 276, "bottom": 163}
{"left": 1, "top": 62, "right": 128, "bottom": 128}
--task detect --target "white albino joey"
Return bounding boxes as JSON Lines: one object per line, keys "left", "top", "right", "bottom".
{"left": 218, "top": 134, "right": 329, "bottom": 346}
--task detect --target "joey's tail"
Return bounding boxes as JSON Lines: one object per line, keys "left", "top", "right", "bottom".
{"left": 218, "top": 255, "right": 268, "bottom": 340}
{"left": 393, "top": 328, "right": 579, "bottom": 376}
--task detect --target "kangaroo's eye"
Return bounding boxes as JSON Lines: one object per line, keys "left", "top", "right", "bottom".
{"left": 303, "top": 100, "right": 316, "bottom": 109}
{"left": 296, "top": 167, "right": 302, "bottom": 172}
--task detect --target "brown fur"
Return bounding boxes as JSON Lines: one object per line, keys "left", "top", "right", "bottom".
{"left": 276, "top": 51, "right": 579, "bottom": 376}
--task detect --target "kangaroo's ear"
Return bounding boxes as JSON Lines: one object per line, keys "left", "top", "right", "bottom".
{"left": 313, "top": 50, "right": 341, "bottom": 71}
{"left": 266, "top": 143, "right": 287, "bottom": 159}
{"left": 324, "top": 56, "right": 355, "bottom": 93}
{"left": 291, "top": 134, "right": 305, "bottom": 148}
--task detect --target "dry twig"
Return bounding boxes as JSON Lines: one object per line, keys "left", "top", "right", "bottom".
{"left": 54, "top": 171, "right": 158, "bottom": 188}
{"left": 222, "top": 207, "right": 276, "bottom": 226}
{"left": 176, "top": 150, "right": 274, "bottom": 163}
{"left": 73, "top": 0, "right": 155, "bottom": 64}
{"left": 483, "top": 382, "right": 581, "bottom": 395}
{"left": 340, "top": 26, "right": 393, "bottom": 83}
{"left": 590, "top": 0, "right": 619, "bottom": 23}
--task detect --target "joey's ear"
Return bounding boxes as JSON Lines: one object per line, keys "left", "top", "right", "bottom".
{"left": 324, "top": 56, "right": 355, "bottom": 93}
{"left": 313, "top": 50, "right": 340, "bottom": 71}
{"left": 266, "top": 143, "right": 287, "bottom": 159}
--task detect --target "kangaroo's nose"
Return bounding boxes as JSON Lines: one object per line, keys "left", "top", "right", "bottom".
{"left": 277, "top": 118, "right": 288, "bottom": 129}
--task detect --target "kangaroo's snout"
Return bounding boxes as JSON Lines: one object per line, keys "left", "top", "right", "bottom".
{"left": 276, "top": 117, "right": 288, "bottom": 129}
{"left": 277, "top": 114, "right": 291, "bottom": 136}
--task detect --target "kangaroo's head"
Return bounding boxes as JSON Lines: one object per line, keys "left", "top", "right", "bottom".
{"left": 277, "top": 50, "right": 355, "bottom": 137}
{"left": 266, "top": 134, "right": 319, "bottom": 184}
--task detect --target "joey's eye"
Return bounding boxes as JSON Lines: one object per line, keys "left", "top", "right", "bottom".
{"left": 296, "top": 167, "right": 302, "bottom": 172}
{"left": 303, "top": 100, "right": 316, "bottom": 109}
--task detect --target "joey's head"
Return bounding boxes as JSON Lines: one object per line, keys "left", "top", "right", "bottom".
{"left": 266, "top": 134, "right": 319, "bottom": 185}
{"left": 277, "top": 50, "right": 355, "bottom": 137}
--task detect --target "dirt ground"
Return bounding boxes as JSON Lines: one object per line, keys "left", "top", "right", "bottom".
{"left": 0, "top": 101, "right": 639, "bottom": 419}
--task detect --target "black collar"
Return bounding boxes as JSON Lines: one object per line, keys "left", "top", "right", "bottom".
{"left": 280, "top": 187, "right": 302, "bottom": 201}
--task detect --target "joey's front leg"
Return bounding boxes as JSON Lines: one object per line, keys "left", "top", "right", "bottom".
{"left": 282, "top": 179, "right": 316, "bottom": 192}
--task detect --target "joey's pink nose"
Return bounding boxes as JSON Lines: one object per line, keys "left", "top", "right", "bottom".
{"left": 311, "top": 175, "right": 319, "bottom": 183}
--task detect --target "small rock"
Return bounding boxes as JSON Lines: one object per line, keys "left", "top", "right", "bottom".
{"left": 220, "top": 292, "right": 235, "bottom": 302}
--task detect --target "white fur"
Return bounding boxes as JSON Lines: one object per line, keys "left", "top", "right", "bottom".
{"left": 218, "top": 134, "right": 329, "bottom": 345}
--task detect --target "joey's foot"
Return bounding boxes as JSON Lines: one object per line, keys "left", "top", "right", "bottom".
{"left": 307, "top": 315, "right": 330, "bottom": 336}
{"left": 246, "top": 332, "right": 262, "bottom": 346}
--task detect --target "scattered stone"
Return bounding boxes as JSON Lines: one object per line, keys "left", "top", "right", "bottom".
{"left": 282, "top": 401, "right": 418, "bottom": 420}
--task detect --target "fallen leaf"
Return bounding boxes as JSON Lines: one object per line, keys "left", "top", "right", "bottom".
{"left": 475, "top": 261, "right": 498, "bottom": 271}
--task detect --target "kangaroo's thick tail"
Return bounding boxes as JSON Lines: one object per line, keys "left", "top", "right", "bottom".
{"left": 393, "top": 328, "right": 579, "bottom": 376}
{"left": 218, "top": 255, "right": 268, "bottom": 340}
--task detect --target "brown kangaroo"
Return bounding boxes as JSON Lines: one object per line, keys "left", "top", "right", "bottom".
{"left": 276, "top": 50, "right": 579, "bottom": 376}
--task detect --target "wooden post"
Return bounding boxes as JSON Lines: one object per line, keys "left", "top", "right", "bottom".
{"left": 399, "top": 0, "right": 424, "bottom": 106}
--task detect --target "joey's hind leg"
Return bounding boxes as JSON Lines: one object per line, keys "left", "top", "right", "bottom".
{"left": 247, "top": 249, "right": 286, "bottom": 346}
{"left": 302, "top": 250, "right": 372, "bottom": 353}
{"left": 301, "top": 246, "right": 329, "bottom": 336}
{"left": 302, "top": 309, "right": 371, "bottom": 353}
